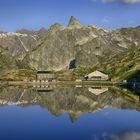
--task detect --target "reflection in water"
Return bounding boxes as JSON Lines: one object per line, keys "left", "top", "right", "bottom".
{"left": 0, "top": 86, "right": 140, "bottom": 140}
{"left": 0, "top": 86, "right": 140, "bottom": 122}
{"left": 93, "top": 131, "right": 140, "bottom": 140}
{"left": 88, "top": 87, "right": 108, "bottom": 95}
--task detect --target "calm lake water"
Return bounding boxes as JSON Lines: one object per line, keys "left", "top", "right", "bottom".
{"left": 0, "top": 86, "right": 140, "bottom": 140}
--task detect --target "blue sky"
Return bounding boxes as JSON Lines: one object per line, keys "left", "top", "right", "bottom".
{"left": 0, "top": 0, "right": 140, "bottom": 31}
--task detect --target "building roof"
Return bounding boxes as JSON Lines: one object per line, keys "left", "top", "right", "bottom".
{"left": 88, "top": 70, "right": 108, "bottom": 78}
{"left": 37, "top": 71, "right": 53, "bottom": 74}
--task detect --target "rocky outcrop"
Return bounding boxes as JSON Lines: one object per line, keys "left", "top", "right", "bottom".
{"left": 68, "top": 16, "right": 82, "bottom": 28}
{"left": 0, "top": 32, "right": 38, "bottom": 60}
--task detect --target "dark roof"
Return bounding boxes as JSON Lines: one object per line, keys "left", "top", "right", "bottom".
{"left": 37, "top": 71, "right": 53, "bottom": 74}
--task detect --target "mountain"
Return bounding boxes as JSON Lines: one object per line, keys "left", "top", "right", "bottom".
{"left": 0, "top": 32, "right": 38, "bottom": 60}
{"left": 68, "top": 16, "right": 82, "bottom": 28}
{"left": 0, "top": 86, "right": 139, "bottom": 122}
{"left": 0, "top": 16, "right": 140, "bottom": 81}
{"left": 23, "top": 17, "right": 140, "bottom": 71}
{"left": 100, "top": 44, "right": 140, "bottom": 82}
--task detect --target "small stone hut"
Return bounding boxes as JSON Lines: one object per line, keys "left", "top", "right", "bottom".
{"left": 36, "top": 71, "right": 54, "bottom": 81}
{"left": 86, "top": 70, "right": 109, "bottom": 81}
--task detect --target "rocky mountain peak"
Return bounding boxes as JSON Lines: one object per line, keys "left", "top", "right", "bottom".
{"left": 0, "top": 19, "right": 140, "bottom": 78}
{"left": 38, "top": 27, "right": 48, "bottom": 38}
{"left": 68, "top": 16, "right": 82, "bottom": 28}
{"left": 16, "top": 29, "right": 37, "bottom": 35}
{"left": 49, "top": 23, "right": 63, "bottom": 30}
{"left": 39, "top": 27, "right": 47, "bottom": 32}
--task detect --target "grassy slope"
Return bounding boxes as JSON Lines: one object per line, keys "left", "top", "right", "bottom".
{"left": 0, "top": 69, "right": 36, "bottom": 81}
{"left": 0, "top": 51, "right": 36, "bottom": 81}
{"left": 100, "top": 45, "right": 140, "bottom": 82}
{"left": 72, "top": 45, "right": 140, "bottom": 82}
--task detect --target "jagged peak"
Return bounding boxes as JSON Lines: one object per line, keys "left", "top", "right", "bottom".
{"left": 68, "top": 112, "right": 81, "bottom": 123}
{"left": 67, "top": 16, "right": 82, "bottom": 28}
{"left": 90, "top": 25, "right": 110, "bottom": 33}
{"left": 37, "top": 27, "right": 48, "bottom": 38}
{"left": 16, "top": 29, "right": 37, "bottom": 35}
{"left": 49, "top": 23, "right": 63, "bottom": 30}
{"left": 39, "top": 27, "right": 47, "bottom": 32}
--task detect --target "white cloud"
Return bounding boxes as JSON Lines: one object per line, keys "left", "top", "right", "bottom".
{"left": 101, "top": 0, "right": 140, "bottom": 4}
{"left": 110, "top": 132, "right": 140, "bottom": 140}
{"left": 92, "top": 132, "right": 140, "bottom": 140}
{"left": 123, "top": 0, "right": 140, "bottom": 3}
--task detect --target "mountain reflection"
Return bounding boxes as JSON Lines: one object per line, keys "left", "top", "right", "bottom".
{"left": 0, "top": 86, "right": 140, "bottom": 122}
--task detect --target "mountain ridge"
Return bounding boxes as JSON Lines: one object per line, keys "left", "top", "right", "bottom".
{"left": 0, "top": 16, "right": 140, "bottom": 81}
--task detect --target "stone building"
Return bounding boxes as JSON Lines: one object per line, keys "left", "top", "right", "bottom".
{"left": 36, "top": 71, "right": 54, "bottom": 81}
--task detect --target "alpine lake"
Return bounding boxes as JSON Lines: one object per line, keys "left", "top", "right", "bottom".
{"left": 0, "top": 83, "right": 140, "bottom": 140}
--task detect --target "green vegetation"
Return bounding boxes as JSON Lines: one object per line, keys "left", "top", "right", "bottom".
{"left": 15, "top": 69, "right": 36, "bottom": 78}
{"left": 0, "top": 51, "right": 16, "bottom": 70}
{"left": 110, "top": 86, "right": 140, "bottom": 104}
{"left": 1, "top": 69, "right": 36, "bottom": 81}
{"left": 100, "top": 46, "right": 140, "bottom": 82}
{"left": 72, "top": 66, "right": 97, "bottom": 77}
{"left": 70, "top": 45, "right": 140, "bottom": 82}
